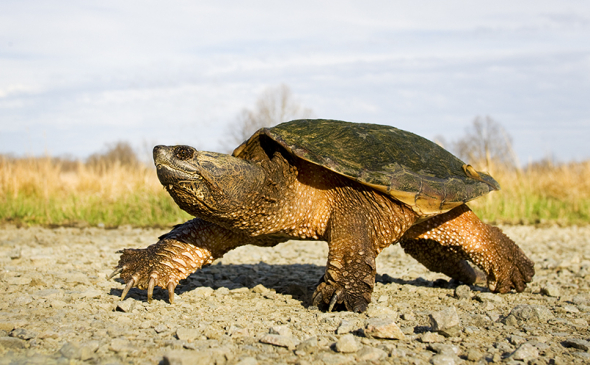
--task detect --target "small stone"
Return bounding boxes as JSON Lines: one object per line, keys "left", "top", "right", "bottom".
{"left": 259, "top": 334, "right": 298, "bottom": 350}
{"left": 79, "top": 341, "right": 99, "bottom": 360}
{"left": 215, "top": 287, "right": 230, "bottom": 296}
{"left": 176, "top": 328, "right": 201, "bottom": 342}
{"left": 540, "top": 283, "right": 560, "bottom": 297}
{"left": 315, "top": 352, "right": 354, "bottom": 365}
{"left": 297, "top": 336, "right": 318, "bottom": 353}
{"left": 475, "top": 292, "right": 504, "bottom": 303}
{"left": 357, "top": 346, "right": 387, "bottom": 361}
{"left": 466, "top": 348, "right": 483, "bottom": 361}
{"left": 429, "top": 306, "right": 460, "bottom": 331}
{"left": 428, "top": 343, "right": 459, "bottom": 355}
{"left": 364, "top": 317, "right": 405, "bottom": 340}
{"left": 509, "top": 335, "right": 526, "bottom": 346}
{"left": 236, "top": 357, "right": 258, "bottom": 365}
{"left": 154, "top": 324, "right": 168, "bottom": 333}
{"left": 116, "top": 298, "right": 136, "bottom": 312}
{"left": 110, "top": 338, "right": 133, "bottom": 353}
{"left": 400, "top": 312, "right": 415, "bottom": 321}
{"left": 430, "top": 354, "right": 458, "bottom": 365}
{"left": 252, "top": 284, "right": 270, "bottom": 294}
{"left": 0, "top": 336, "right": 27, "bottom": 349}
{"left": 60, "top": 342, "right": 82, "bottom": 359}
{"left": 510, "top": 343, "right": 539, "bottom": 361}
{"left": 562, "top": 338, "right": 590, "bottom": 351}
{"left": 335, "top": 333, "right": 359, "bottom": 353}
{"left": 10, "top": 328, "right": 37, "bottom": 340}
{"left": 366, "top": 305, "right": 397, "bottom": 318}
{"left": 454, "top": 285, "right": 471, "bottom": 300}
{"left": 336, "top": 319, "right": 356, "bottom": 334}
{"left": 420, "top": 332, "right": 444, "bottom": 343}
{"left": 503, "top": 305, "right": 554, "bottom": 325}
{"left": 377, "top": 294, "right": 389, "bottom": 303}
{"left": 269, "top": 325, "right": 292, "bottom": 337}
{"left": 193, "top": 287, "right": 214, "bottom": 297}
{"left": 163, "top": 350, "right": 211, "bottom": 365}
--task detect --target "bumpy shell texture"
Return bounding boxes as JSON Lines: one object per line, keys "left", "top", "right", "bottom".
{"left": 233, "top": 119, "right": 499, "bottom": 216}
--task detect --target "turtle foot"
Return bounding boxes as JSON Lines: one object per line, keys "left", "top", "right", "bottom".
{"left": 486, "top": 227, "right": 535, "bottom": 293}
{"left": 110, "top": 239, "right": 211, "bottom": 303}
{"left": 312, "top": 275, "right": 372, "bottom": 313}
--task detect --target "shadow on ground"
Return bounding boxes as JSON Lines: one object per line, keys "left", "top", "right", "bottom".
{"left": 109, "top": 262, "right": 474, "bottom": 310}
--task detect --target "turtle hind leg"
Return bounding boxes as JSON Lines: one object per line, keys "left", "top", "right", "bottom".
{"left": 399, "top": 238, "right": 487, "bottom": 285}
{"left": 400, "top": 204, "right": 534, "bottom": 293}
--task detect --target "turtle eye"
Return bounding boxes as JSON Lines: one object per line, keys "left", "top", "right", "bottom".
{"left": 175, "top": 146, "right": 194, "bottom": 161}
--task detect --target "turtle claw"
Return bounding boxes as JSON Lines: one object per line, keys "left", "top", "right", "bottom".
{"left": 328, "top": 288, "right": 343, "bottom": 312}
{"left": 147, "top": 277, "right": 156, "bottom": 303}
{"left": 107, "top": 267, "right": 123, "bottom": 280}
{"left": 121, "top": 277, "right": 135, "bottom": 300}
{"left": 167, "top": 282, "right": 176, "bottom": 304}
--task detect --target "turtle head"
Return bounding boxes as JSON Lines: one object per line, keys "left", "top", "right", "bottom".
{"left": 153, "top": 145, "right": 264, "bottom": 218}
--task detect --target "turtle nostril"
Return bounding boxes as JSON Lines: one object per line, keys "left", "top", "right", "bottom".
{"left": 175, "top": 146, "right": 194, "bottom": 161}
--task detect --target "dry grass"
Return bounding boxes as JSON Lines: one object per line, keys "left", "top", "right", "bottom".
{"left": 0, "top": 155, "right": 190, "bottom": 227}
{"left": 469, "top": 160, "right": 590, "bottom": 225}
{"left": 1, "top": 155, "right": 588, "bottom": 227}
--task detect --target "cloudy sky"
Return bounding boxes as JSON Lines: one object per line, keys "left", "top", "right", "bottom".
{"left": 1, "top": 1, "right": 589, "bottom": 163}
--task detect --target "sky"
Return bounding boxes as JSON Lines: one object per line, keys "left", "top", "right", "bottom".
{"left": 1, "top": 1, "right": 589, "bottom": 164}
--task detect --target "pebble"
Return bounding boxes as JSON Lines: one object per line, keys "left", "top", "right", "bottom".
{"left": 563, "top": 338, "right": 590, "bottom": 351}
{"left": 429, "top": 306, "right": 460, "bottom": 332}
{"left": 1, "top": 225, "right": 589, "bottom": 364}
{"left": 454, "top": 285, "right": 471, "bottom": 300}
{"left": 509, "top": 343, "right": 539, "bottom": 361}
{"left": 335, "top": 333, "right": 359, "bottom": 353}
{"left": 364, "top": 317, "right": 406, "bottom": 340}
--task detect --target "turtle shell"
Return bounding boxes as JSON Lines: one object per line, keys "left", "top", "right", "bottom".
{"left": 233, "top": 119, "right": 499, "bottom": 216}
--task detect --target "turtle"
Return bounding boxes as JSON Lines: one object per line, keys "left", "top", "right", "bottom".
{"left": 110, "top": 119, "right": 534, "bottom": 312}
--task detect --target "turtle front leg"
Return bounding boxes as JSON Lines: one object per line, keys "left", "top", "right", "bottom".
{"left": 312, "top": 212, "right": 378, "bottom": 313}
{"left": 109, "top": 218, "right": 251, "bottom": 303}
{"left": 400, "top": 205, "right": 534, "bottom": 293}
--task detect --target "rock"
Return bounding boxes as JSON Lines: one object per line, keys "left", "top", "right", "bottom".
{"left": 215, "top": 287, "right": 230, "bottom": 296}
{"left": 562, "top": 338, "right": 590, "bottom": 351}
{"left": 252, "top": 284, "right": 270, "bottom": 294}
{"left": 176, "top": 328, "right": 201, "bottom": 342}
{"left": 59, "top": 342, "right": 82, "bottom": 359}
{"left": 454, "top": 285, "right": 471, "bottom": 300}
{"left": 366, "top": 305, "right": 397, "bottom": 318}
{"left": 503, "top": 305, "right": 554, "bottom": 325}
{"left": 163, "top": 350, "right": 212, "bottom": 365}
{"left": 296, "top": 336, "right": 318, "bottom": 353}
{"left": 466, "top": 348, "right": 483, "bottom": 361}
{"left": 336, "top": 319, "right": 356, "bottom": 334}
{"left": 10, "top": 328, "right": 37, "bottom": 340}
{"left": 335, "top": 333, "right": 359, "bottom": 353}
{"left": 193, "top": 287, "right": 214, "bottom": 297}
{"left": 269, "top": 325, "right": 291, "bottom": 337}
{"left": 509, "top": 343, "right": 539, "bottom": 361}
{"left": 420, "top": 332, "right": 444, "bottom": 343}
{"left": 259, "top": 334, "right": 298, "bottom": 350}
{"left": 541, "top": 283, "right": 560, "bottom": 297}
{"left": 116, "top": 298, "right": 136, "bottom": 312}
{"left": 430, "top": 354, "right": 458, "bottom": 365}
{"left": 357, "top": 346, "right": 387, "bottom": 361}
{"left": 400, "top": 311, "right": 415, "bottom": 321}
{"left": 0, "top": 336, "right": 27, "bottom": 349}
{"left": 154, "top": 324, "right": 168, "bottom": 333}
{"left": 236, "top": 357, "right": 258, "bottom": 365}
{"left": 428, "top": 343, "right": 459, "bottom": 355}
{"left": 475, "top": 292, "right": 504, "bottom": 303}
{"left": 429, "top": 306, "right": 460, "bottom": 332}
{"left": 364, "top": 317, "right": 405, "bottom": 340}
{"left": 315, "top": 352, "right": 354, "bottom": 365}
{"left": 79, "top": 341, "right": 99, "bottom": 360}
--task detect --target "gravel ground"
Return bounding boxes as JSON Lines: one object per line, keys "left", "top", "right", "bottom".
{"left": 1, "top": 223, "right": 589, "bottom": 365}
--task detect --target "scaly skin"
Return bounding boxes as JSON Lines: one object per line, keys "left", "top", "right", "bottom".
{"left": 110, "top": 143, "right": 535, "bottom": 310}
{"left": 400, "top": 205, "right": 535, "bottom": 292}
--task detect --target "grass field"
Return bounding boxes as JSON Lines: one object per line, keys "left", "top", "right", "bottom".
{"left": 1, "top": 154, "right": 588, "bottom": 227}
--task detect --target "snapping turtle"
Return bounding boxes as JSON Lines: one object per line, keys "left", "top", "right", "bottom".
{"left": 110, "top": 119, "right": 534, "bottom": 312}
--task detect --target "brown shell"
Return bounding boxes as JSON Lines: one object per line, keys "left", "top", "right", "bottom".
{"left": 233, "top": 119, "right": 499, "bottom": 216}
